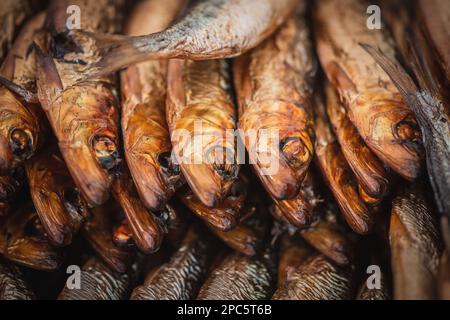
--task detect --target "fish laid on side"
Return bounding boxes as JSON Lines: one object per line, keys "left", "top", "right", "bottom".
{"left": 390, "top": 183, "right": 443, "bottom": 299}
{"left": 0, "top": 12, "right": 48, "bottom": 173}
{"left": 131, "top": 225, "right": 218, "bottom": 300}
{"left": 35, "top": 0, "right": 125, "bottom": 206}
{"left": 314, "top": 93, "right": 373, "bottom": 234}
{"left": 26, "top": 144, "right": 88, "bottom": 247}
{"left": 314, "top": 0, "right": 423, "bottom": 180}
{"left": 234, "top": 1, "right": 316, "bottom": 200}
{"left": 0, "top": 257, "right": 35, "bottom": 300}
{"left": 73, "top": 0, "right": 300, "bottom": 77}
{"left": 121, "top": 0, "right": 186, "bottom": 211}
{"left": 0, "top": 203, "right": 62, "bottom": 271}
{"left": 167, "top": 59, "right": 238, "bottom": 207}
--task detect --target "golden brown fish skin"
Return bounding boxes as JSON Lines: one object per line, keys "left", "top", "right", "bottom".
{"left": 58, "top": 256, "right": 141, "bottom": 300}
{"left": 26, "top": 145, "right": 88, "bottom": 247}
{"left": 131, "top": 225, "right": 218, "bottom": 300}
{"left": 167, "top": 58, "right": 238, "bottom": 207}
{"left": 417, "top": 0, "right": 450, "bottom": 82}
{"left": 112, "top": 169, "right": 163, "bottom": 254}
{"left": 76, "top": 0, "right": 299, "bottom": 77}
{"left": 197, "top": 246, "right": 276, "bottom": 300}
{"left": 325, "top": 82, "right": 389, "bottom": 200}
{"left": 0, "top": 0, "right": 35, "bottom": 61}
{"left": 277, "top": 236, "right": 312, "bottom": 288}
{"left": 272, "top": 254, "right": 356, "bottom": 300}
{"left": 0, "top": 203, "right": 62, "bottom": 271}
{"left": 234, "top": 3, "right": 316, "bottom": 201}
{"left": 314, "top": 0, "right": 423, "bottom": 181}
{"left": 178, "top": 177, "right": 247, "bottom": 231}
{"left": 35, "top": 0, "right": 125, "bottom": 206}
{"left": 121, "top": 0, "right": 185, "bottom": 211}
{"left": 82, "top": 200, "right": 135, "bottom": 274}
{"left": 0, "top": 12, "right": 47, "bottom": 173}
{"left": 390, "top": 183, "right": 443, "bottom": 300}
{"left": 0, "top": 257, "right": 35, "bottom": 300}
{"left": 314, "top": 93, "right": 373, "bottom": 234}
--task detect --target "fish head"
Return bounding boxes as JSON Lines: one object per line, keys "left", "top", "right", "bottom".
{"left": 0, "top": 89, "right": 40, "bottom": 173}
{"left": 173, "top": 129, "right": 238, "bottom": 207}
{"left": 125, "top": 126, "right": 181, "bottom": 210}
{"left": 0, "top": 205, "right": 61, "bottom": 271}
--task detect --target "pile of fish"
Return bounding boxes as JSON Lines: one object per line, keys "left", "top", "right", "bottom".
{"left": 0, "top": 0, "right": 449, "bottom": 300}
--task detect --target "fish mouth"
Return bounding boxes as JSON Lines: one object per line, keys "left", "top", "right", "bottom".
{"left": 59, "top": 141, "right": 112, "bottom": 206}
{"left": 126, "top": 151, "right": 180, "bottom": 211}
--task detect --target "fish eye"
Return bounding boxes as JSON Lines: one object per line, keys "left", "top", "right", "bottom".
{"left": 9, "top": 128, "right": 34, "bottom": 160}
{"left": 92, "top": 134, "right": 121, "bottom": 171}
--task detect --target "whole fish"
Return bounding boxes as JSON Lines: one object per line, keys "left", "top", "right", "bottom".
{"left": 197, "top": 246, "right": 276, "bottom": 300}
{"left": 390, "top": 183, "right": 443, "bottom": 299}
{"left": 234, "top": 2, "right": 316, "bottom": 200}
{"left": 112, "top": 168, "right": 163, "bottom": 254}
{"left": 26, "top": 144, "right": 88, "bottom": 247}
{"left": 73, "top": 0, "right": 299, "bottom": 77}
{"left": 35, "top": 0, "right": 125, "bottom": 206}
{"left": 417, "top": 0, "right": 450, "bottom": 82}
{"left": 0, "top": 0, "right": 36, "bottom": 61}
{"left": 0, "top": 203, "right": 62, "bottom": 271}
{"left": 83, "top": 199, "right": 135, "bottom": 274}
{"left": 0, "top": 12, "right": 47, "bottom": 173}
{"left": 0, "top": 257, "right": 35, "bottom": 300}
{"left": 325, "top": 82, "right": 389, "bottom": 200}
{"left": 272, "top": 254, "right": 356, "bottom": 300}
{"left": 121, "top": 0, "right": 186, "bottom": 211}
{"left": 167, "top": 59, "right": 238, "bottom": 207}
{"left": 362, "top": 33, "right": 450, "bottom": 235}
{"left": 314, "top": 93, "right": 373, "bottom": 234}
{"left": 178, "top": 177, "right": 247, "bottom": 231}
{"left": 58, "top": 256, "right": 141, "bottom": 300}
{"left": 314, "top": 0, "right": 423, "bottom": 180}
{"left": 131, "top": 225, "right": 218, "bottom": 300}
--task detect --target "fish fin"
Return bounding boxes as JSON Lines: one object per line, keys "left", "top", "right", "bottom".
{"left": 407, "top": 26, "right": 443, "bottom": 98}
{"left": 69, "top": 30, "right": 170, "bottom": 78}
{"left": 360, "top": 43, "right": 418, "bottom": 99}
{"left": 0, "top": 75, "right": 39, "bottom": 104}
{"left": 34, "top": 42, "right": 63, "bottom": 109}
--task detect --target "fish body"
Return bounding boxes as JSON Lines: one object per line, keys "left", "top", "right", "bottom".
{"left": 58, "top": 256, "right": 140, "bottom": 300}
{"left": 197, "top": 247, "right": 276, "bottom": 300}
{"left": 0, "top": 12, "right": 47, "bottom": 173}
{"left": 314, "top": 0, "right": 423, "bottom": 180}
{"left": 314, "top": 93, "right": 373, "bottom": 234}
{"left": 131, "top": 225, "right": 217, "bottom": 300}
{"left": 76, "top": 0, "right": 299, "bottom": 77}
{"left": 167, "top": 58, "right": 238, "bottom": 207}
{"left": 0, "top": 257, "right": 35, "bottom": 300}
{"left": 121, "top": 0, "right": 185, "bottom": 211}
{"left": 234, "top": 2, "right": 316, "bottom": 200}
{"left": 26, "top": 144, "right": 88, "bottom": 247}
{"left": 35, "top": 0, "right": 125, "bottom": 206}
{"left": 0, "top": 203, "right": 62, "bottom": 271}
{"left": 390, "top": 183, "right": 442, "bottom": 299}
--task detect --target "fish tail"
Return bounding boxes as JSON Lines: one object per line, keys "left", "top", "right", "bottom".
{"left": 70, "top": 30, "right": 171, "bottom": 78}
